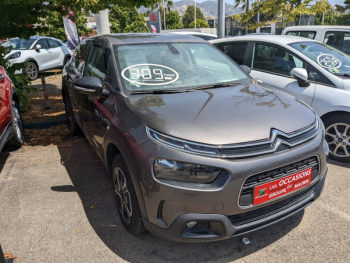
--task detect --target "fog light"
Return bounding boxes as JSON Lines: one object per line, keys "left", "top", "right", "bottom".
{"left": 186, "top": 221, "right": 197, "bottom": 228}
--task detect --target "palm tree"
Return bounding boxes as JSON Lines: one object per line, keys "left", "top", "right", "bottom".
{"left": 149, "top": 0, "right": 174, "bottom": 30}
{"left": 234, "top": 0, "right": 250, "bottom": 34}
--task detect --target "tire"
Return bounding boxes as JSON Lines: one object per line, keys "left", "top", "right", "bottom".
{"left": 7, "top": 101, "right": 24, "bottom": 149}
{"left": 324, "top": 113, "right": 350, "bottom": 163}
{"left": 111, "top": 154, "right": 146, "bottom": 235}
{"left": 25, "top": 61, "right": 39, "bottom": 81}
{"left": 63, "top": 93, "right": 81, "bottom": 136}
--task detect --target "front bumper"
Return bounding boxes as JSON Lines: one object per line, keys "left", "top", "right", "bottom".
{"left": 143, "top": 169, "right": 326, "bottom": 242}
{"left": 130, "top": 124, "right": 328, "bottom": 242}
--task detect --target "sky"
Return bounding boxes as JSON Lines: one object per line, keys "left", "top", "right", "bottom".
{"left": 172, "top": 0, "right": 345, "bottom": 7}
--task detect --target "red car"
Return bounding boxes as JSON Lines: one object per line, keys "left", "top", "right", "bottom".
{"left": 0, "top": 66, "right": 23, "bottom": 152}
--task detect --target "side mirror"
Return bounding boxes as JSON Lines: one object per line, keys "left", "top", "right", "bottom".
{"left": 240, "top": 65, "right": 251, "bottom": 75}
{"left": 35, "top": 44, "right": 41, "bottom": 50}
{"left": 74, "top": 76, "right": 103, "bottom": 95}
{"left": 291, "top": 68, "right": 309, "bottom": 87}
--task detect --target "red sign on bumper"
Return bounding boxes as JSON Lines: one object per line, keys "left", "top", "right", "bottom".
{"left": 253, "top": 167, "right": 313, "bottom": 206}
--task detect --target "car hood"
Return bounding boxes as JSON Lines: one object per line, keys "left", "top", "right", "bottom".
{"left": 125, "top": 84, "right": 316, "bottom": 145}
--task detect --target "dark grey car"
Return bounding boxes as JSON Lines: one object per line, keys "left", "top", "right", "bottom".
{"left": 62, "top": 34, "right": 328, "bottom": 242}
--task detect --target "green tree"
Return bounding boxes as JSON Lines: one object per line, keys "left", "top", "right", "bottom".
{"left": 109, "top": 6, "right": 149, "bottom": 33}
{"left": 182, "top": 6, "right": 205, "bottom": 28}
{"left": 0, "top": 0, "right": 159, "bottom": 108}
{"left": 165, "top": 11, "right": 183, "bottom": 29}
{"left": 232, "top": 0, "right": 331, "bottom": 31}
{"left": 314, "top": 10, "right": 339, "bottom": 25}
{"left": 41, "top": 10, "right": 93, "bottom": 41}
{"left": 189, "top": 19, "right": 209, "bottom": 28}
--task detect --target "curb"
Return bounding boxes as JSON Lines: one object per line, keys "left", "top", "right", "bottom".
{"left": 23, "top": 118, "right": 66, "bottom": 129}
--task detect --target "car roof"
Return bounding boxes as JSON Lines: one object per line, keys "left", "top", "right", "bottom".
{"left": 209, "top": 35, "right": 318, "bottom": 45}
{"left": 169, "top": 31, "right": 217, "bottom": 37}
{"left": 283, "top": 25, "right": 350, "bottom": 31}
{"left": 91, "top": 33, "right": 206, "bottom": 45}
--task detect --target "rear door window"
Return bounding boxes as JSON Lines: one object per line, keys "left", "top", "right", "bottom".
{"left": 216, "top": 42, "right": 249, "bottom": 65}
{"left": 286, "top": 31, "right": 316, "bottom": 39}
{"left": 324, "top": 31, "right": 350, "bottom": 54}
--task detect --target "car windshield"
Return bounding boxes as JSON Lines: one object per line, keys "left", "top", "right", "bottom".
{"left": 289, "top": 41, "right": 350, "bottom": 75}
{"left": 1, "top": 38, "right": 36, "bottom": 50}
{"left": 114, "top": 42, "right": 250, "bottom": 93}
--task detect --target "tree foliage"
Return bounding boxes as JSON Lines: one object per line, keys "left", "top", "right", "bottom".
{"left": 109, "top": 6, "right": 149, "bottom": 33}
{"left": 0, "top": 46, "right": 38, "bottom": 111}
{"left": 232, "top": 0, "right": 331, "bottom": 30}
{"left": 41, "top": 10, "right": 93, "bottom": 42}
{"left": 165, "top": 11, "right": 183, "bottom": 29}
{"left": 182, "top": 6, "right": 205, "bottom": 28}
{"left": 189, "top": 19, "right": 209, "bottom": 28}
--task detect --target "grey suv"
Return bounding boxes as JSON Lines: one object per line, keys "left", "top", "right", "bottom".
{"left": 62, "top": 34, "right": 328, "bottom": 242}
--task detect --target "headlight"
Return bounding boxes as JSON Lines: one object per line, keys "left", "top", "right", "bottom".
{"left": 7, "top": 52, "right": 21, "bottom": 60}
{"left": 153, "top": 159, "right": 222, "bottom": 183}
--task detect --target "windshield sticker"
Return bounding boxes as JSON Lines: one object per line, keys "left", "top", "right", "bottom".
{"left": 317, "top": 54, "right": 341, "bottom": 69}
{"left": 121, "top": 64, "right": 179, "bottom": 86}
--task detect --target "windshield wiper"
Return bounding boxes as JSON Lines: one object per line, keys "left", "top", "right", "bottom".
{"left": 130, "top": 89, "right": 183, "bottom": 95}
{"left": 184, "top": 81, "right": 242, "bottom": 92}
{"left": 333, "top": 73, "right": 350, "bottom": 78}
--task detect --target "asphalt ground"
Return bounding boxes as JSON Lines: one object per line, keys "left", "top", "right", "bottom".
{"left": 0, "top": 137, "right": 350, "bottom": 263}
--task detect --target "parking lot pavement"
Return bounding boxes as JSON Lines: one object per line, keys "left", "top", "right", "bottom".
{"left": 1, "top": 138, "right": 350, "bottom": 263}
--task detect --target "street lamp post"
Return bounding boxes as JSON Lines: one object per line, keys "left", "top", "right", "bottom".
{"left": 194, "top": 0, "right": 197, "bottom": 29}
{"left": 163, "top": 0, "right": 166, "bottom": 30}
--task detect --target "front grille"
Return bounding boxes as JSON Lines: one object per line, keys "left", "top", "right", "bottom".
{"left": 239, "top": 156, "right": 319, "bottom": 206}
{"left": 230, "top": 186, "right": 314, "bottom": 235}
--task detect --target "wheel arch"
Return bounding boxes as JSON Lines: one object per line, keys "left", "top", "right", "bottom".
{"left": 320, "top": 110, "right": 350, "bottom": 123}
{"left": 25, "top": 58, "right": 39, "bottom": 71}
{"left": 103, "top": 128, "right": 149, "bottom": 220}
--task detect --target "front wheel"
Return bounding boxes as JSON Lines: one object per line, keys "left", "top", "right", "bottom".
{"left": 25, "top": 61, "right": 38, "bottom": 81}
{"left": 7, "top": 101, "right": 24, "bottom": 149}
{"left": 324, "top": 114, "right": 350, "bottom": 163}
{"left": 111, "top": 154, "right": 146, "bottom": 235}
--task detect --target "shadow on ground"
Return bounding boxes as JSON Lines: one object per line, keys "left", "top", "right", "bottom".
{"left": 54, "top": 138, "right": 304, "bottom": 263}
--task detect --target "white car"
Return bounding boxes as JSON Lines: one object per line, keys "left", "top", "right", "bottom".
{"left": 2, "top": 36, "right": 71, "bottom": 80}
{"left": 210, "top": 35, "right": 350, "bottom": 162}
{"left": 282, "top": 26, "right": 350, "bottom": 54}
{"left": 169, "top": 31, "right": 217, "bottom": 41}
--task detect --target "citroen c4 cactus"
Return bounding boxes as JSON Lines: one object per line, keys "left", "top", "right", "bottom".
{"left": 62, "top": 34, "right": 328, "bottom": 242}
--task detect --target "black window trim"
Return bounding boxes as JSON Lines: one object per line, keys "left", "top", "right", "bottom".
{"left": 285, "top": 30, "right": 317, "bottom": 40}
{"left": 251, "top": 41, "right": 336, "bottom": 88}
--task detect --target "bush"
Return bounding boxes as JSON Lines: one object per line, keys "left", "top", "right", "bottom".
{"left": 0, "top": 46, "right": 38, "bottom": 111}
{"left": 189, "top": 19, "right": 209, "bottom": 28}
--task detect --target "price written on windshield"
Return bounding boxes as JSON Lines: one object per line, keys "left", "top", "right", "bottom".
{"left": 121, "top": 64, "right": 179, "bottom": 86}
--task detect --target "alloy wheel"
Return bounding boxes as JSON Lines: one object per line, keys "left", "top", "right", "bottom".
{"left": 12, "top": 103, "right": 24, "bottom": 141}
{"left": 113, "top": 167, "right": 132, "bottom": 224}
{"left": 325, "top": 123, "right": 350, "bottom": 158}
{"left": 27, "top": 63, "right": 38, "bottom": 80}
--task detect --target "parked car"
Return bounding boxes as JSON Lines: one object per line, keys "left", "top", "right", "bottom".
{"left": 1, "top": 36, "right": 71, "bottom": 80}
{"left": 62, "top": 33, "right": 328, "bottom": 242}
{"left": 169, "top": 31, "right": 217, "bottom": 41}
{"left": 282, "top": 26, "right": 350, "bottom": 54}
{"left": 0, "top": 66, "right": 24, "bottom": 153}
{"left": 211, "top": 35, "right": 350, "bottom": 162}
